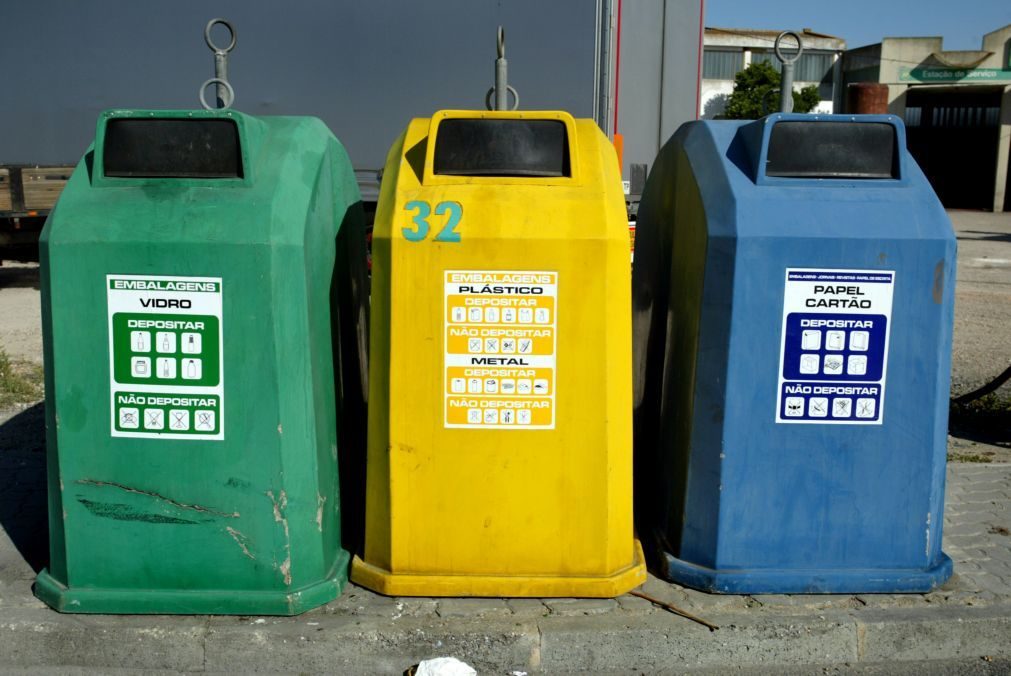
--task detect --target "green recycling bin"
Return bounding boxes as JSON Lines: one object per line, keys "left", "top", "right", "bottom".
{"left": 34, "top": 109, "right": 369, "bottom": 615}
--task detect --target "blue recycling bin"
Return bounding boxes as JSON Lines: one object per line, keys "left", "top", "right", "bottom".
{"left": 632, "top": 114, "right": 955, "bottom": 593}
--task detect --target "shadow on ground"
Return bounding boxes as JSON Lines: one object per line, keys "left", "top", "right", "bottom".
{"left": 950, "top": 394, "right": 1011, "bottom": 448}
{"left": 957, "top": 230, "right": 1011, "bottom": 244}
{"left": 0, "top": 402, "right": 49, "bottom": 572}
{"left": 0, "top": 263, "right": 40, "bottom": 291}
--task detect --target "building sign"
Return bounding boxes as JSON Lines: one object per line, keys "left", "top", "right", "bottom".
{"left": 899, "top": 67, "right": 1011, "bottom": 83}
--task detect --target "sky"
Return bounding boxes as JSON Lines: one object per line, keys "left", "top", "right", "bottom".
{"left": 705, "top": 0, "right": 1011, "bottom": 51}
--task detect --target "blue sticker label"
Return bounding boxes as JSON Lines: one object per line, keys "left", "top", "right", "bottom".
{"left": 776, "top": 269, "right": 895, "bottom": 425}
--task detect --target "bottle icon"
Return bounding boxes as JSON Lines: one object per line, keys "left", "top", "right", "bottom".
{"left": 187, "top": 360, "right": 197, "bottom": 378}
{"left": 187, "top": 335, "right": 195, "bottom": 351}
{"left": 163, "top": 360, "right": 172, "bottom": 377}
{"left": 162, "top": 334, "right": 172, "bottom": 352}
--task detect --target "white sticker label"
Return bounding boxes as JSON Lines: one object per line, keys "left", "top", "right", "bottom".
{"left": 776, "top": 268, "right": 894, "bottom": 425}
{"left": 444, "top": 270, "right": 557, "bottom": 429}
{"left": 107, "top": 275, "right": 224, "bottom": 440}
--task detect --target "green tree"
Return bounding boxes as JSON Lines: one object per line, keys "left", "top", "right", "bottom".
{"left": 722, "top": 61, "right": 822, "bottom": 119}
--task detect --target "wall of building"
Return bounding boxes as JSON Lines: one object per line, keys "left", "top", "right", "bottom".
{"left": 700, "top": 80, "right": 736, "bottom": 118}
{"left": 617, "top": 0, "right": 705, "bottom": 182}
{"left": 998, "top": 87, "right": 1011, "bottom": 211}
{"left": 699, "top": 30, "right": 845, "bottom": 119}
{"left": 700, "top": 76, "right": 834, "bottom": 118}
{"left": 983, "top": 25, "right": 1011, "bottom": 68}
{"left": 843, "top": 28, "right": 1011, "bottom": 211}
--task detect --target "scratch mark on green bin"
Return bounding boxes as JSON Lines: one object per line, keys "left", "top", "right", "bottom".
{"left": 226, "top": 526, "right": 256, "bottom": 560}
{"left": 77, "top": 498, "right": 200, "bottom": 524}
{"left": 77, "top": 479, "right": 240, "bottom": 518}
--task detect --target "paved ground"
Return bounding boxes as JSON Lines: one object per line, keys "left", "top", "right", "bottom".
{"left": 0, "top": 210, "right": 1008, "bottom": 673}
{"left": 949, "top": 211, "right": 1011, "bottom": 401}
{"left": 0, "top": 262, "right": 41, "bottom": 365}
{"left": 0, "top": 431, "right": 1009, "bottom": 673}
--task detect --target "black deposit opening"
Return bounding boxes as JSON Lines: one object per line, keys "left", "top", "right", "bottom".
{"left": 103, "top": 118, "right": 243, "bottom": 178}
{"left": 434, "top": 119, "right": 570, "bottom": 177}
{"left": 766, "top": 121, "right": 898, "bottom": 179}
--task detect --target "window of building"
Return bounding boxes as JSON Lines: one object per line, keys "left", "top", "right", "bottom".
{"left": 751, "top": 51, "right": 836, "bottom": 83}
{"left": 930, "top": 106, "right": 1001, "bottom": 128}
{"left": 750, "top": 50, "right": 777, "bottom": 69}
{"left": 904, "top": 107, "right": 922, "bottom": 127}
{"left": 796, "top": 53, "right": 835, "bottom": 83}
{"left": 702, "top": 49, "right": 744, "bottom": 80}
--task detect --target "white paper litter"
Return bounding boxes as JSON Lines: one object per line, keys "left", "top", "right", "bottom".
{"left": 415, "top": 656, "right": 477, "bottom": 676}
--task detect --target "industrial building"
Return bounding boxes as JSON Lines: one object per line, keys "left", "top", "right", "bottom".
{"left": 699, "top": 27, "right": 846, "bottom": 119}
{"left": 843, "top": 24, "right": 1011, "bottom": 211}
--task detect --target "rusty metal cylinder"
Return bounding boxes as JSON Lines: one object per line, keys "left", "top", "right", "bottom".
{"left": 847, "top": 83, "right": 889, "bottom": 114}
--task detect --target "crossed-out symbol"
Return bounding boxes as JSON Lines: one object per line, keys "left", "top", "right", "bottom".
{"left": 121, "top": 411, "right": 137, "bottom": 425}
{"left": 196, "top": 412, "right": 214, "bottom": 429}
{"left": 146, "top": 411, "right": 161, "bottom": 426}
{"left": 858, "top": 400, "right": 875, "bottom": 416}
{"left": 171, "top": 411, "right": 187, "bottom": 427}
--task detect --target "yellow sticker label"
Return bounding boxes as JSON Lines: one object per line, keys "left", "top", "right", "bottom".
{"left": 444, "top": 270, "right": 557, "bottom": 429}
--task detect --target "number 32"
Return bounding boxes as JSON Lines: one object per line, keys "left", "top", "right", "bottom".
{"left": 402, "top": 201, "right": 462, "bottom": 243}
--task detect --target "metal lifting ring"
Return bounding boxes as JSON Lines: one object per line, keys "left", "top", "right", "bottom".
{"left": 485, "top": 85, "right": 519, "bottom": 111}
{"left": 774, "top": 31, "right": 803, "bottom": 64}
{"left": 497, "top": 26, "right": 505, "bottom": 58}
{"left": 200, "top": 78, "right": 235, "bottom": 110}
{"left": 204, "top": 18, "right": 236, "bottom": 54}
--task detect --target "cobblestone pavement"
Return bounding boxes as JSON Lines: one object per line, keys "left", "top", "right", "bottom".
{"left": 305, "top": 464, "right": 1011, "bottom": 619}
{"left": 1, "top": 408, "right": 1009, "bottom": 673}
{"left": 943, "top": 464, "right": 1011, "bottom": 600}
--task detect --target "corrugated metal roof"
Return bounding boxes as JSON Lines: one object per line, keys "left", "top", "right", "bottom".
{"left": 705, "top": 26, "right": 845, "bottom": 42}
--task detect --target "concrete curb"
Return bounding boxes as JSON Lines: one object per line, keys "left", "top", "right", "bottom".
{"left": 2, "top": 603, "right": 1010, "bottom": 673}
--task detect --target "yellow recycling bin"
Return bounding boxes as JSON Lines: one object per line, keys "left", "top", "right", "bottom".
{"left": 351, "top": 110, "right": 646, "bottom": 597}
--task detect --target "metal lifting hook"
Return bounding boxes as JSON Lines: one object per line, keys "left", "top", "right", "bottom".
{"left": 774, "top": 31, "right": 804, "bottom": 114}
{"left": 486, "top": 26, "right": 519, "bottom": 111}
{"left": 199, "top": 18, "right": 236, "bottom": 111}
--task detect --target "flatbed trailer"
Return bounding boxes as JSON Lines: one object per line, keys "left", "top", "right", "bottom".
{"left": 0, "top": 166, "right": 74, "bottom": 261}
